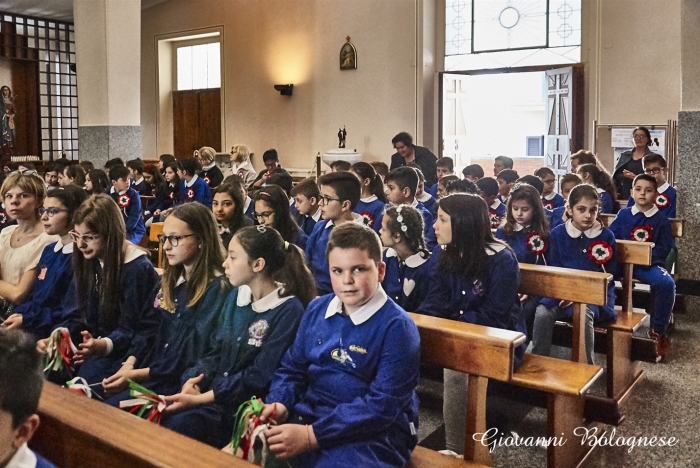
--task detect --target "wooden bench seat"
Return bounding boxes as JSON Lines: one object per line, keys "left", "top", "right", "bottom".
{"left": 407, "top": 446, "right": 488, "bottom": 468}
{"left": 600, "top": 213, "right": 684, "bottom": 238}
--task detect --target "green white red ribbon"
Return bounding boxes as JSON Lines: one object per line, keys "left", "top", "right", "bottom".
{"left": 230, "top": 396, "right": 277, "bottom": 464}
{"left": 118, "top": 379, "right": 166, "bottom": 424}
{"left": 43, "top": 327, "right": 77, "bottom": 376}
{"left": 65, "top": 377, "right": 103, "bottom": 400}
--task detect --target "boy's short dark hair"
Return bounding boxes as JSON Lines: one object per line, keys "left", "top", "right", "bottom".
{"left": 266, "top": 168, "right": 293, "bottom": 196}
{"left": 476, "top": 177, "right": 499, "bottom": 197}
{"left": 262, "top": 149, "right": 279, "bottom": 162}
{"left": 45, "top": 164, "right": 62, "bottom": 175}
{"left": 633, "top": 173, "right": 658, "bottom": 189}
{"left": 516, "top": 175, "right": 544, "bottom": 194}
{"left": 104, "top": 158, "right": 125, "bottom": 170}
{"left": 462, "top": 164, "right": 484, "bottom": 179}
{"left": 0, "top": 330, "right": 44, "bottom": 428}
{"left": 109, "top": 164, "right": 130, "bottom": 182}
{"left": 496, "top": 169, "right": 519, "bottom": 184}
{"left": 326, "top": 222, "right": 382, "bottom": 264}
{"left": 438, "top": 175, "right": 460, "bottom": 189}
{"left": 290, "top": 178, "right": 321, "bottom": 200}
{"left": 385, "top": 166, "right": 419, "bottom": 197}
{"left": 391, "top": 132, "right": 413, "bottom": 148}
{"left": 329, "top": 160, "right": 352, "bottom": 172}
{"left": 126, "top": 158, "right": 144, "bottom": 174}
{"left": 370, "top": 161, "right": 389, "bottom": 177}
{"left": 643, "top": 153, "right": 667, "bottom": 168}
{"left": 446, "top": 179, "right": 478, "bottom": 194}
{"left": 534, "top": 167, "right": 555, "bottom": 178}
{"left": 495, "top": 156, "right": 514, "bottom": 169}
{"left": 318, "top": 171, "right": 361, "bottom": 209}
{"left": 436, "top": 157, "right": 454, "bottom": 172}
{"left": 176, "top": 157, "right": 202, "bottom": 177}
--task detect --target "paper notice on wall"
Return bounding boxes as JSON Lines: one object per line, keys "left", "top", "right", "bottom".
{"left": 612, "top": 128, "right": 665, "bottom": 165}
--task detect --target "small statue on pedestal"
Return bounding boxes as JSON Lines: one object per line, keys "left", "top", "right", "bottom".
{"left": 337, "top": 126, "right": 347, "bottom": 149}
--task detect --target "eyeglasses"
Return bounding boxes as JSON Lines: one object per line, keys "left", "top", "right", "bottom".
{"left": 11, "top": 169, "right": 40, "bottom": 177}
{"left": 542, "top": 178, "right": 556, "bottom": 184}
{"left": 319, "top": 195, "right": 342, "bottom": 205}
{"left": 633, "top": 134, "right": 648, "bottom": 139}
{"left": 645, "top": 167, "right": 663, "bottom": 174}
{"left": 157, "top": 233, "right": 195, "bottom": 247}
{"left": 253, "top": 211, "right": 274, "bottom": 220}
{"left": 69, "top": 231, "right": 100, "bottom": 245}
{"left": 39, "top": 207, "right": 69, "bottom": 217}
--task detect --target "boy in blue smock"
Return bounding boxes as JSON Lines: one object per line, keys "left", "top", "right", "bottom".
{"left": 0, "top": 330, "right": 56, "bottom": 468}
{"left": 291, "top": 178, "right": 322, "bottom": 236}
{"left": 306, "top": 172, "right": 363, "bottom": 296}
{"left": 626, "top": 153, "right": 676, "bottom": 218}
{"left": 610, "top": 174, "right": 674, "bottom": 359}
{"left": 375, "top": 166, "right": 437, "bottom": 250}
{"left": 476, "top": 177, "right": 506, "bottom": 229}
{"left": 261, "top": 223, "right": 420, "bottom": 468}
{"left": 177, "top": 157, "right": 212, "bottom": 207}
{"left": 109, "top": 165, "right": 146, "bottom": 244}
{"left": 427, "top": 157, "right": 455, "bottom": 197}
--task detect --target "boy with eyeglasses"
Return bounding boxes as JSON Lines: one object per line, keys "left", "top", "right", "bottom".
{"left": 306, "top": 172, "right": 364, "bottom": 296}
{"left": 625, "top": 153, "right": 676, "bottom": 218}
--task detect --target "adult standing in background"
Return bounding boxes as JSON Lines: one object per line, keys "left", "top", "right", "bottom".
{"left": 390, "top": 132, "right": 438, "bottom": 187}
{"left": 612, "top": 127, "right": 654, "bottom": 199}
{"left": 224, "top": 144, "right": 257, "bottom": 187}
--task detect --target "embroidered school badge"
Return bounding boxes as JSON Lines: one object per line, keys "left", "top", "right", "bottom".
{"left": 631, "top": 225, "right": 653, "bottom": 242}
{"left": 186, "top": 188, "right": 195, "bottom": 200}
{"left": 331, "top": 348, "right": 356, "bottom": 368}
{"left": 248, "top": 319, "right": 269, "bottom": 347}
{"left": 587, "top": 240, "right": 613, "bottom": 265}
{"left": 655, "top": 193, "right": 670, "bottom": 209}
{"left": 359, "top": 211, "right": 374, "bottom": 228}
{"left": 472, "top": 279, "right": 485, "bottom": 296}
{"left": 117, "top": 193, "right": 131, "bottom": 209}
{"left": 153, "top": 288, "right": 176, "bottom": 313}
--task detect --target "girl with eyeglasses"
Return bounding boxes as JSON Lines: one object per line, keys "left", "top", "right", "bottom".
{"left": 0, "top": 172, "right": 58, "bottom": 320}
{"left": 253, "top": 184, "right": 308, "bottom": 250}
{"left": 39, "top": 194, "right": 160, "bottom": 396}
{"left": 1, "top": 186, "right": 88, "bottom": 340}
{"left": 101, "top": 203, "right": 232, "bottom": 405}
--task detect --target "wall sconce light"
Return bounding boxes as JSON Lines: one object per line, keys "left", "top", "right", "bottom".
{"left": 274, "top": 84, "right": 293, "bottom": 96}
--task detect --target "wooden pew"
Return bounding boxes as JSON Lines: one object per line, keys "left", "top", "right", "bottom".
{"left": 599, "top": 213, "right": 684, "bottom": 238}
{"left": 33, "top": 382, "right": 253, "bottom": 468}
{"left": 150, "top": 222, "right": 164, "bottom": 269}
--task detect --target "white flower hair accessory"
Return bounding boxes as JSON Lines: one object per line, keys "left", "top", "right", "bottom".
{"left": 395, "top": 206, "right": 409, "bottom": 234}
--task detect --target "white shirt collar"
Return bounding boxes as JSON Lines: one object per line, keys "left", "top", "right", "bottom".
{"left": 289, "top": 197, "right": 295, "bottom": 206}
{"left": 324, "top": 284, "right": 388, "bottom": 325}
{"left": 409, "top": 198, "right": 419, "bottom": 208}
{"left": 131, "top": 177, "right": 144, "bottom": 186}
{"left": 311, "top": 207, "right": 322, "bottom": 222}
{"left": 54, "top": 238, "right": 74, "bottom": 254}
{"left": 5, "top": 444, "right": 37, "bottom": 468}
{"left": 490, "top": 199, "right": 502, "bottom": 210}
{"left": 657, "top": 182, "right": 669, "bottom": 193}
{"left": 544, "top": 192, "right": 557, "bottom": 200}
{"left": 236, "top": 284, "right": 293, "bottom": 312}
{"left": 184, "top": 174, "right": 199, "bottom": 187}
{"left": 486, "top": 242, "right": 506, "bottom": 255}
{"left": 175, "top": 274, "right": 186, "bottom": 287}
{"left": 243, "top": 196, "right": 252, "bottom": 212}
{"left": 596, "top": 187, "right": 605, "bottom": 194}
{"left": 565, "top": 219, "right": 603, "bottom": 238}
{"left": 118, "top": 188, "right": 129, "bottom": 195}
{"left": 325, "top": 214, "right": 363, "bottom": 229}
{"left": 513, "top": 223, "right": 526, "bottom": 232}
{"left": 384, "top": 248, "right": 429, "bottom": 268}
{"left": 631, "top": 204, "right": 659, "bottom": 217}
{"left": 417, "top": 191, "right": 432, "bottom": 203}
{"left": 202, "top": 161, "right": 216, "bottom": 171}
{"left": 124, "top": 242, "right": 148, "bottom": 264}
{"left": 360, "top": 195, "right": 378, "bottom": 203}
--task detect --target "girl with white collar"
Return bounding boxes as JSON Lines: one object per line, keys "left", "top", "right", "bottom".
{"left": 196, "top": 146, "right": 224, "bottom": 190}
{"left": 532, "top": 184, "right": 618, "bottom": 365}
{"left": 224, "top": 144, "right": 257, "bottom": 187}
{"left": 160, "top": 225, "right": 315, "bottom": 448}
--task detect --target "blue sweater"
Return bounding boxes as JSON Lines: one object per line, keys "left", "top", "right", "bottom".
{"left": 489, "top": 199, "right": 507, "bottom": 229}
{"left": 266, "top": 289, "right": 420, "bottom": 452}
{"left": 609, "top": 205, "right": 673, "bottom": 267}
{"left": 542, "top": 192, "right": 565, "bottom": 210}
{"left": 626, "top": 183, "right": 677, "bottom": 218}
{"left": 354, "top": 196, "right": 386, "bottom": 233}
{"left": 495, "top": 225, "right": 549, "bottom": 265}
{"left": 179, "top": 176, "right": 212, "bottom": 207}
{"left": 147, "top": 182, "right": 178, "bottom": 214}
{"left": 381, "top": 248, "right": 432, "bottom": 312}
{"left": 111, "top": 187, "right": 146, "bottom": 244}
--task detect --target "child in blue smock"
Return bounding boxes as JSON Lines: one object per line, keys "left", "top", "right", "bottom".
{"left": 417, "top": 193, "right": 526, "bottom": 454}
{"left": 546, "top": 174, "right": 582, "bottom": 230}
{"left": 532, "top": 184, "right": 618, "bottom": 365}
{"left": 254, "top": 184, "right": 307, "bottom": 250}
{"left": 109, "top": 165, "right": 146, "bottom": 244}
{"left": 415, "top": 168, "right": 437, "bottom": 216}
{"left": 177, "top": 157, "right": 212, "bottom": 207}
{"left": 260, "top": 223, "right": 420, "bottom": 468}
{"left": 291, "top": 178, "right": 323, "bottom": 235}
{"left": 101, "top": 203, "right": 231, "bottom": 402}
{"left": 161, "top": 226, "right": 315, "bottom": 448}
{"left": 577, "top": 164, "right": 617, "bottom": 214}
{"left": 495, "top": 183, "right": 549, "bottom": 342}
{"left": 626, "top": 153, "right": 676, "bottom": 218}
{"left": 610, "top": 174, "right": 674, "bottom": 359}
{"left": 306, "top": 172, "right": 364, "bottom": 296}
{"left": 145, "top": 162, "right": 179, "bottom": 223}
{"left": 535, "top": 166, "right": 565, "bottom": 210}
{"left": 42, "top": 194, "right": 160, "bottom": 395}
{"left": 2, "top": 186, "right": 87, "bottom": 340}
{"left": 379, "top": 204, "right": 431, "bottom": 312}
{"left": 476, "top": 177, "right": 506, "bottom": 229}
{"left": 351, "top": 161, "right": 386, "bottom": 232}
{"left": 428, "top": 157, "right": 456, "bottom": 197}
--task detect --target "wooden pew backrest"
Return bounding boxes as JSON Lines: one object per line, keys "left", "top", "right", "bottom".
{"left": 519, "top": 264, "right": 611, "bottom": 306}
{"left": 600, "top": 213, "right": 684, "bottom": 238}
{"left": 149, "top": 222, "right": 164, "bottom": 269}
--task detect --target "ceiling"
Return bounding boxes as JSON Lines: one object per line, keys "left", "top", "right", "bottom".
{"left": 0, "top": 0, "right": 170, "bottom": 22}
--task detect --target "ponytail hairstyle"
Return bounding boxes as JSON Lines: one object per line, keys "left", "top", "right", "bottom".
{"left": 212, "top": 183, "right": 248, "bottom": 234}
{"left": 253, "top": 185, "right": 301, "bottom": 245}
{"left": 72, "top": 194, "right": 126, "bottom": 330}
{"left": 86, "top": 169, "right": 110, "bottom": 195}
{"left": 162, "top": 203, "right": 225, "bottom": 310}
{"left": 235, "top": 226, "right": 316, "bottom": 307}
{"left": 437, "top": 193, "right": 506, "bottom": 283}
{"left": 577, "top": 164, "right": 617, "bottom": 201}
{"left": 383, "top": 205, "right": 428, "bottom": 258}
{"left": 46, "top": 185, "right": 89, "bottom": 229}
{"left": 351, "top": 162, "right": 386, "bottom": 203}
{"left": 503, "top": 183, "right": 550, "bottom": 239}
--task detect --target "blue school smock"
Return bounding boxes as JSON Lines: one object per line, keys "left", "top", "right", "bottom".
{"left": 13, "top": 240, "right": 75, "bottom": 340}
{"left": 427, "top": 182, "right": 438, "bottom": 198}
{"left": 110, "top": 187, "right": 146, "bottom": 244}
{"left": 296, "top": 208, "right": 322, "bottom": 236}
{"left": 495, "top": 225, "right": 549, "bottom": 265}
{"left": 418, "top": 243, "right": 527, "bottom": 366}
{"left": 243, "top": 196, "right": 255, "bottom": 221}
{"left": 545, "top": 206, "right": 567, "bottom": 230}
{"left": 609, "top": 205, "right": 673, "bottom": 266}
{"left": 146, "top": 182, "right": 178, "bottom": 214}
{"left": 489, "top": 199, "right": 506, "bottom": 229}
{"left": 381, "top": 248, "right": 432, "bottom": 312}
{"left": 542, "top": 192, "right": 565, "bottom": 210}
{"left": 354, "top": 195, "right": 385, "bottom": 232}
{"left": 130, "top": 177, "right": 145, "bottom": 193}
{"left": 597, "top": 188, "right": 614, "bottom": 214}
{"left": 178, "top": 175, "right": 212, "bottom": 207}
{"left": 293, "top": 227, "right": 308, "bottom": 251}
{"left": 373, "top": 200, "right": 437, "bottom": 250}
{"left": 540, "top": 221, "right": 617, "bottom": 323}
{"left": 417, "top": 192, "right": 436, "bottom": 217}
{"left": 626, "top": 182, "right": 677, "bottom": 218}
{"left": 266, "top": 287, "right": 420, "bottom": 468}
{"left": 163, "top": 286, "right": 305, "bottom": 448}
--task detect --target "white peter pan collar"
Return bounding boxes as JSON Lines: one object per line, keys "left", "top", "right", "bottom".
{"left": 544, "top": 192, "right": 557, "bottom": 200}
{"left": 417, "top": 192, "right": 432, "bottom": 203}
{"left": 311, "top": 207, "right": 322, "bottom": 222}
{"left": 490, "top": 199, "right": 502, "bottom": 210}
{"left": 596, "top": 187, "right": 605, "bottom": 194}
{"left": 184, "top": 174, "right": 199, "bottom": 187}
{"left": 384, "top": 248, "right": 429, "bottom": 268}
{"left": 361, "top": 195, "right": 378, "bottom": 203}
{"left": 486, "top": 242, "right": 506, "bottom": 255}
{"left": 131, "top": 177, "right": 144, "bottom": 186}
{"left": 202, "top": 161, "right": 216, "bottom": 171}
{"left": 5, "top": 443, "right": 37, "bottom": 468}
{"left": 631, "top": 205, "right": 659, "bottom": 217}
{"left": 54, "top": 239, "right": 74, "bottom": 254}
{"left": 243, "top": 196, "right": 252, "bottom": 212}
{"left": 325, "top": 284, "right": 387, "bottom": 325}
{"left": 657, "top": 182, "right": 670, "bottom": 193}
{"left": 325, "top": 213, "right": 364, "bottom": 229}
{"left": 565, "top": 219, "right": 603, "bottom": 238}
{"left": 513, "top": 223, "right": 527, "bottom": 232}
{"left": 124, "top": 243, "right": 148, "bottom": 264}
{"left": 236, "top": 284, "right": 293, "bottom": 313}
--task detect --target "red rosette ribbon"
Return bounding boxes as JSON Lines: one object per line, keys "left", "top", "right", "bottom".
{"left": 655, "top": 193, "right": 670, "bottom": 209}
{"left": 359, "top": 211, "right": 375, "bottom": 228}
{"left": 526, "top": 231, "right": 548, "bottom": 257}
{"left": 631, "top": 225, "right": 653, "bottom": 242}
{"left": 43, "top": 327, "right": 77, "bottom": 377}
{"left": 588, "top": 240, "right": 613, "bottom": 270}
{"left": 0, "top": 210, "right": 6, "bottom": 225}
{"left": 117, "top": 193, "right": 131, "bottom": 209}
{"left": 187, "top": 188, "right": 195, "bottom": 200}
{"left": 203, "top": 176, "right": 211, "bottom": 186}
{"left": 168, "top": 191, "right": 176, "bottom": 201}
{"left": 542, "top": 200, "right": 554, "bottom": 211}
{"left": 489, "top": 211, "right": 501, "bottom": 229}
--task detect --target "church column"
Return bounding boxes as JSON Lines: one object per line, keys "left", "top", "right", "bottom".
{"left": 73, "top": 0, "right": 141, "bottom": 165}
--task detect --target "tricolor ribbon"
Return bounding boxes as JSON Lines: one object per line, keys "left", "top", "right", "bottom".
{"left": 230, "top": 397, "right": 278, "bottom": 465}
{"left": 118, "top": 379, "right": 166, "bottom": 424}
{"left": 65, "top": 377, "right": 103, "bottom": 400}
{"left": 43, "top": 327, "right": 77, "bottom": 376}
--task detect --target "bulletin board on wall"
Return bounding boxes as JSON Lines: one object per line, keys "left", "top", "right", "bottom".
{"left": 593, "top": 121, "right": 678, "bottom": 186}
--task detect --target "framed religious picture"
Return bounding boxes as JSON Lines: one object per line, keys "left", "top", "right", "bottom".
{"left": 340, "top": 37, "right": 357, "bottom": 70}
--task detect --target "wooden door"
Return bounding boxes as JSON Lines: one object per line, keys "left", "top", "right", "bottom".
{"left": 172, "top": 89, "right": 221, "bottom": 159}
